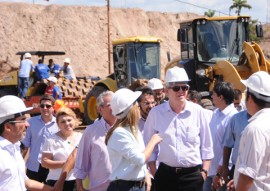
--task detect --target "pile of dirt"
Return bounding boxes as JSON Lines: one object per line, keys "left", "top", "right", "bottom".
{"left": 0, "top": 2, "right": 269, "bottom": 80}
{"left": 0, "top": 2, "right": 199, "bottom": 79}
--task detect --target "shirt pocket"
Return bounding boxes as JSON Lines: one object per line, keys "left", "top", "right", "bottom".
{"left": 186, "top": 126, "right": 200, "bottom": 144}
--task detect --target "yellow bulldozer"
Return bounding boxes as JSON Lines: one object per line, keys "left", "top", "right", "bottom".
{"left": 84, "top": 36, "right": 162, "bottom": 124}
{"left": 165, "top": 15, "right": 270, "bottom": 97}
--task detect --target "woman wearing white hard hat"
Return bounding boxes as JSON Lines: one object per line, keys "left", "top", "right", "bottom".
{"left": 0, "top": 95, "right": 53, "bottom": 191}
{"left": 105, "top": 88, "right": 162, "bottom": 191}
{"left": 59, "top": 58, "right": 76, "bottom": 80}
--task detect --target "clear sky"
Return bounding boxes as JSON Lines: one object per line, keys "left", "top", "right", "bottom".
{"left": 1, "top": 0, "right": 269, "bottom": 23}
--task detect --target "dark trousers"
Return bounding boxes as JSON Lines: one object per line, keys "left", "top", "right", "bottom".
{"left": 107, "top": 179, "right": 146, "bottom": 191}
{"left": 154, "top": 163, "right": 204, "bottom": 191}
{"left": 46, "top": 179, "right": 76, "bottom": 191}
{"left": 26, "top": 164, "right": 49, "bottom": 183}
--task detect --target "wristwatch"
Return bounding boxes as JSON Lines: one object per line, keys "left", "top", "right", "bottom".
{"left": 201, "top": 168, "right": 208, "bottom": 176}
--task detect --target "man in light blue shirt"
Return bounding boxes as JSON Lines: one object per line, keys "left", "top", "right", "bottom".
{"left": 204, "top": 82, "right": 238, "bottom": 191}
{"left": 22, "top": 95, "right": 59, "bottom": 183}
{"left": 18, "top": 52, "right": 34, "bottom": 98}
{"left": 221, "top": 110, "right": 249, "bottom": 183}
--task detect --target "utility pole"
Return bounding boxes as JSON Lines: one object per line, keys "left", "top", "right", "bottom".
{"left": 107, "top": 0, "right": 111, "bottom": 74}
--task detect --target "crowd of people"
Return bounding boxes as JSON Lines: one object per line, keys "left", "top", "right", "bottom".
{"left": 1, "top": 64, "right": 270, "bottom": 191}
{"left": 18, "top": 52, "right": 76, "bottom": 100}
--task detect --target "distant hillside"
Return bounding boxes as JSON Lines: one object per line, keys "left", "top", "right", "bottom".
{"left": 0, "top": 2, "right": 199, "bottom": 79}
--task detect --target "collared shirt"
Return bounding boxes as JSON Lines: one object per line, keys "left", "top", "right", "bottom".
{"left": 234, "top": 108, "right": 270, "bottom": 191}
{"left": 19, "top": 59, "right": 34, "bottom": 78}
{"left": 143, "top": 101, "right": 214, "bottom": 167}
{"left": 0, "top": 137, "right": 27, "bottom": 191}
{"left": 22, "top": 115, "right": 59, "bottom": 172}
{"left": 222, "top": 110, "right": 249, "bottom": 165}
{"left": 74, "top": 118, "right": 111, "bottom": 191}
{"left": 107, "top": 126, "right": 147, "bottom": 181}
{"left": 208, "top": 104, "right": 238, "bottom": 176}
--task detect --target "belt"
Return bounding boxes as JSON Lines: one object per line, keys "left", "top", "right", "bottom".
{"left": 159, "top": 162, "right": 201, "bottom": 174}
{"left": 112, "top": 179, "right": 145, "bottom": 188}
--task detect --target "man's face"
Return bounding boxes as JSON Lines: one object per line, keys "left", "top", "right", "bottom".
{"left": 9, "top": 115, "right": 29, "bottom": 142}
{"left": 40, "top": 100, "right": 54, "bottom": 117}
{"left": 154, "top": 89, "right": 164, "bottom": 103}
{"left": 99, "top": 95, "right": 115, "bottom": 122}
{"left": 212, "top": 91, "right": 223, "bottom": 108}
{"left": 166, "top": 83, "right": 189, "bottom": 102}
{"left": 139, "top": 94, "right": 156, "bottom": 118}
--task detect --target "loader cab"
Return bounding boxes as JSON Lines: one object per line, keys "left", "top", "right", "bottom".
{"left": 177, "top": 16, "right": 250, "bottom": 92}
{"left": 113, "top": 36, "right": 161, "bottom": 89}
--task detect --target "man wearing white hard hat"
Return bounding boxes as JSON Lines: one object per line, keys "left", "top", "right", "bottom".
{"left": 105, "top": 88, "right": 162, "bottom": 191}
{"left": 45, "top": 76, "right": 62, "bottom": 100}
{"left": 147, "top": 78, "right": 166, "bottom": 104}
{"left": 0, "top": 95, "right": 52, "bottom": 191}
{"left": 18, "top": 52, "right": 34, "bottom": 99}
{"left": 60, "top": 58, "right": 76, "bottom": 80}
{"left": 143, "top": 66, "right": 214, "bottom": 191}
{"left": 227, "top": 71, "right": 270, "bottom": 191}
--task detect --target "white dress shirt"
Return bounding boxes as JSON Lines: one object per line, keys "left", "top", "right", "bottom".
{"left": 143, "top": 101, "right": 214, "bottom": 167}
{"left": 0, "top": 137, "right": 27, "bottom": 191}
{"left": 234, "top": 108, "right": 270, "bottom": 191}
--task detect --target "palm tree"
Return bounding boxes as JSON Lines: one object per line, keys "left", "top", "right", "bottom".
{"left": 229, "top": 0, "right": 252, "bottom": 16}
{"left": 204, "top": 10, "right": 215, "bottom": 17}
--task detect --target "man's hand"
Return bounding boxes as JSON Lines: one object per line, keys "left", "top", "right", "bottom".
{"left": 145, "top": 172, "right": 152, "bottom": 191}
{"left": 212, "top": 175, "right": 224, "bottom": 190}
{"left": 222, "top": 167, "right": 230, "bottom": 183}
{"left": 52, "top": 178, "right": 64, "bottom": 191}
{"left": 76, "top": 179, "right": 86, "bottom": 191}
{"left": 227, "top": 179, "right": 235, "bottom": 191}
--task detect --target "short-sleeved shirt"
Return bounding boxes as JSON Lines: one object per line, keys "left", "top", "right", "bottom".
{"left": 234, "top": 108, "right": 270, "bottom": 191}
{"left": 49, "top": 64, "right": 61, "bottom": 77}
{"left": 45, "top": 86, "right": 62, "bottom": 100}
{"left": 35, "top": 63, "right": 50, "bottom": 80}
{"left": 42, "top": 132, "right": 82, "bottom": 181}
{"left": 19, "top": 59, "right": 34, "bottom": 78}
{"left": 60, "top": 65, "right": 76, "bottom": 80}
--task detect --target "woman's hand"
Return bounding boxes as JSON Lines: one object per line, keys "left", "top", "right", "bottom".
{"left": 149, "top": 133, "right": 162, "bottom": 145}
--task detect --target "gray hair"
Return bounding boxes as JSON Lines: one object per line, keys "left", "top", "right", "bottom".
{"left": 96, "top": 90, "right": 114, "bottom": 107}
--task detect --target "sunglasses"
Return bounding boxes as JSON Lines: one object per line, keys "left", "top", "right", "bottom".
{"left": 40, "top": 104, "right": 52, "bottom": 109}
{"left": 169, "top": 85, "right": 189, "bottom": 92}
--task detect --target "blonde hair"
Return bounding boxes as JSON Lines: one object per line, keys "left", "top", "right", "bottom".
{"left": 56, "top": 107, "right": 81, "bottom": 127}
{"left": 105, "top": 103, "right": 140, "bottom": 145}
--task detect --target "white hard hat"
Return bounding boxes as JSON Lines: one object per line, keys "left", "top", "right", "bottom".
{"left": 110, "top": 88, "right": 141, "bottom": 119}
{"left": 147, "top": 78, "right": 163, "bottom": 90}
{"left": 24, "top": 52, "right": 31, "bottom": 58}
{"left": 64, "top": 58, "right": 71, "bottom": 64}
{"left": 0, "top": 95, "right": 33, "bottom": 124}
{"left": 241, "top": 71, "right": 270, "bottom": 102}
{"left": 165, "top": 67, "right": 190, "bottom": 85}
{"left": 47, "top": 76, "right": 57, "bottom": 84}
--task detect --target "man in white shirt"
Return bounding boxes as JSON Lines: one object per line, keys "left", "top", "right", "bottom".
{"left": 227, "top": 71, "right": 270, "bottom": 191}
{"left": 144, "top": 67, "right": 214, "bottom": 191}
{"left": 0, "top": 95, "right": 52, "bottom": 191}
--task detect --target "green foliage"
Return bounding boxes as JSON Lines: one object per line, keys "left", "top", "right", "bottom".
{"left": 230, "top": 0, "right": 252, "bottom": 16}
{"left": 204, "top": 10, "right": 215, "bottom": 17}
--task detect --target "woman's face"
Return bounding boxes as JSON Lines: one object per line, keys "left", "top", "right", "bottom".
{"left": 57, "top": 114, "right": 75, "bottom": 133}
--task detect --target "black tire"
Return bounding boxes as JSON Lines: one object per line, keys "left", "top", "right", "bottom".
{"left": 84, "top": 85, "right": 109, "bottom": 125}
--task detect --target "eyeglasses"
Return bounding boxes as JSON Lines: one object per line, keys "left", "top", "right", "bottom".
{"left": 8, "top": 120, "right": 27, "bottom": 124}
{"left": 169, "top": 85, "right": 189, "bottom": 92}
{"left": 144, "top": 101, "right": 157, "bottom": 106}
{"left": 40, "top": 104, "right": 52, "bottom": 109}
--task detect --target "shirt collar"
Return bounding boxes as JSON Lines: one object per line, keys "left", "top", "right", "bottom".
{"left": 38, "top": 115, "right": 56, "bottom": 123}
{"left": 164, "top": 100, "right": 192, "bottom": 114}
{"left": 216, "top": 103, "right": 236, "bottom": 116}
{"left": 248, "top": 108, "right": 270, "bottom": 123}
{"left": 0, "top": 136, "right": 20, "bottom": 150}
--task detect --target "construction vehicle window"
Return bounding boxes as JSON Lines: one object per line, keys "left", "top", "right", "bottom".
{"left": 196, "top": 19, "right": 246, "bottom": 64}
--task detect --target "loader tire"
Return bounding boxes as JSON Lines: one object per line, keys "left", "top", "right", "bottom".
{"left": 84, "top": 85, "right": 108, "bottom": 125}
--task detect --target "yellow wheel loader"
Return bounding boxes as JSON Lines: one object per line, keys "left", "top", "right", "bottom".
{"left": 166, "top": 16, "right": 269, "bottom": 97}
{"left": 84, "top": 36, "right": 162, "bottom": 124}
